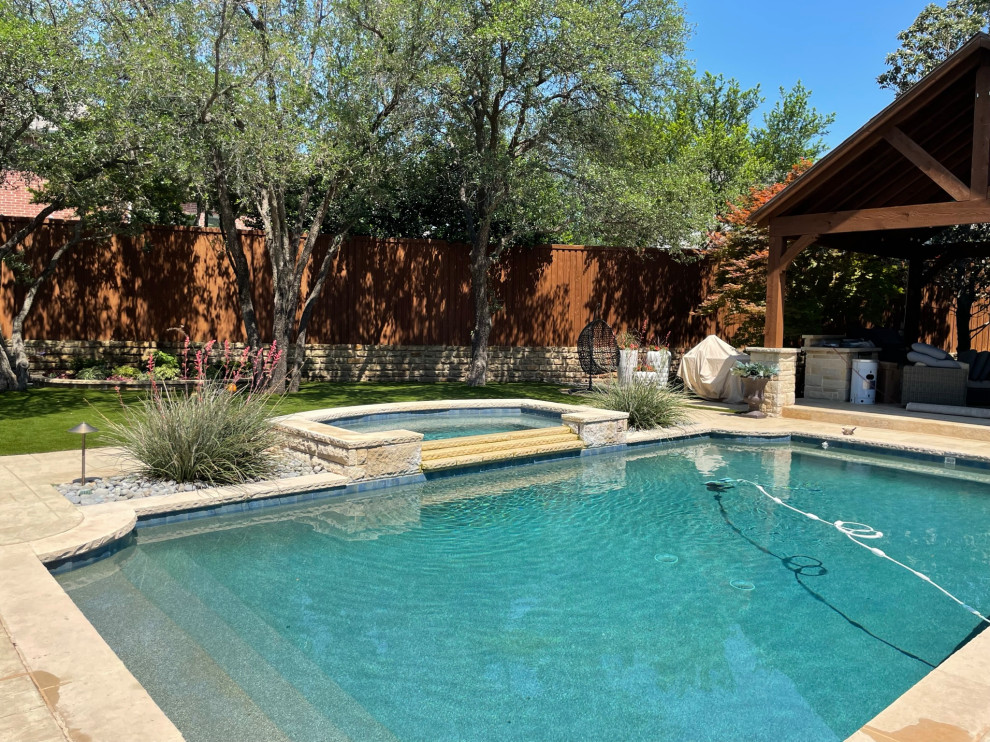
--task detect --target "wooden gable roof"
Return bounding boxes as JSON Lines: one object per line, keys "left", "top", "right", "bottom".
{"left": 752, "top": 33, "right": 990, "bottom": 255}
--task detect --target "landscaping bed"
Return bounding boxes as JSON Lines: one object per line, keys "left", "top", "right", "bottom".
{"left": 56, "top": 453, "right": 327, "bottom": 506}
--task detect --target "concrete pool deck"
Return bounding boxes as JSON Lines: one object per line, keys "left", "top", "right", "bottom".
{"left": 1, "top": 403, "right": 989, "bottom": 741}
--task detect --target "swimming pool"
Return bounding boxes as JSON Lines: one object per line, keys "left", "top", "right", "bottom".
{"left": 56, "top": 439, "right": 990, "bottom": 741}
{"left": 326, "top": 408, "right": 562, "bottom": 440}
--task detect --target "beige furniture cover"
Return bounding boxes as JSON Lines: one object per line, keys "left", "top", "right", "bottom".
{"left": 677, "top": 335, "right": 749, "bottom": 404}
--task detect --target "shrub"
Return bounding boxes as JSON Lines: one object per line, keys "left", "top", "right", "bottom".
{"left": 152, "top": 350, "right": 178, "bottom": 369}
{"left": 108, "top": 384, "right": 281, "bottom": 484}
{"left": 77, "top": 365, "right": 109, "bottom": 380}
{"left": 72, "top": 357, "right": 105, "bottom": 372}
{"left": 151, "top": 364, "right": 180, "bottom": 381}
{"left": 107, "top": 338, "right": 285, "bottom": 484}
{"left": 588, "top": 380, "right": 690, "bottom": 430}
{"left": 110, "top": 365, "right": 142, "bottom": 379}
{"left": 730, "top": 361, "right": 779, "bottom": 379}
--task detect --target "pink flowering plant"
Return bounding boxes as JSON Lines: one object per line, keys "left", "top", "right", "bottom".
{"left": 614, "top": 330, "right": 640, "bottom": 350}
{"left": 106, "top": 330, "right": 286, "bottom": 484}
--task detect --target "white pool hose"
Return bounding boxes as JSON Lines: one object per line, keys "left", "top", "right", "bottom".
{"left": 719, "top": 478, "right": 990, "bottom": 625}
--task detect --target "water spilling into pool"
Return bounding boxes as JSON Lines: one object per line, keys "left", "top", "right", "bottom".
{"left": 58, "top": 440, "right": 990, "bottom": 741}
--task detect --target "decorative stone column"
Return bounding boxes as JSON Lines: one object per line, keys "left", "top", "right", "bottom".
{"left": 745, "top": 347, "right": 799, "bottom": 417}
{"left": 561, "top": 409, "right": 629, "bottom": 447}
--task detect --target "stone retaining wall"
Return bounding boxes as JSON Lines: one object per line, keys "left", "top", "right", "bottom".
{"left": 21, "top": 340, "right": 584, "bottom": 384}
{"left": 23, "top": 339, "right": 684, "bottom": 385}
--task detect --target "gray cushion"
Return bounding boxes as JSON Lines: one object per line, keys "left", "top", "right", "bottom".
{"left": 977, "top": 351, "right": 990, "bottom": 381}
{"left": 958, "top": 349, "right": 978, "bottom": 366}
{"left": 906, "top": 351, "right": 961, "bottom": 368}
{"left": 910, "top": 342, "right": 950, "bottom": 360}
{"left": 970, "top": 351, "right": 990, "bottom": 381}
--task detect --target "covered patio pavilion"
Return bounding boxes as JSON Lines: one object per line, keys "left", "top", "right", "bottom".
{"left": 750, "top": 33, "right": 990, "bottom": 416}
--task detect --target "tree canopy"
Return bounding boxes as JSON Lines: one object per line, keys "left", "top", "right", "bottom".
{"left": 1, "top": 0, "right": 838, "bottom": 390}
{"left": 878, "top": 0, "right": 990, "bottom": 93}
{"left": 0, "top": 0, "right": 185, "bottom": 390}
{"left": 88, "top": 0, "right": 442, "bottom": 389}
{"left": 698, "top": 164, "right": 905, "bottom": 346}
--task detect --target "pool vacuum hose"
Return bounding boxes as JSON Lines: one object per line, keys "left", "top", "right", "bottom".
{"left": 705, "top": 477, "right": 990, "bottom": 626}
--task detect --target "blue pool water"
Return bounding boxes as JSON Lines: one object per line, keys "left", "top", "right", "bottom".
{"left": 326, "top": 408, "right": 561, "bottom": 440}
{"left": 57, "top": 440, "right": 990, "bottom": 742}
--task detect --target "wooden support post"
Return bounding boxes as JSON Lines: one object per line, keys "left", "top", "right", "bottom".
{"left": 972, "top": 65, "right": 990, "bottom": 199}
{"left": 765, "top": 234, "right": 785, "bottom": 348}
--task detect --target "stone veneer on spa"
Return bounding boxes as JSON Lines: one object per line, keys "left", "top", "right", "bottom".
{"left": 274, "top": 400, "right": 629, "bottom": 480}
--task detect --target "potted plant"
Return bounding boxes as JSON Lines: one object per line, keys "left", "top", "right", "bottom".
{"left": 615, "top": 330, "right": 640, "bottom": 387}
{"left": 730, "top": 361, "right": 780, "bottom": 417}
{"left": 644, "top": 329, "right": 671, "bottom": 387}
{"left": 635, "top": 362, "right": 660, "bottom": 385}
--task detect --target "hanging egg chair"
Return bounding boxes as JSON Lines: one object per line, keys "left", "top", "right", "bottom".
{"left": 577, "top": 306, "right": 618, "bottom": 390}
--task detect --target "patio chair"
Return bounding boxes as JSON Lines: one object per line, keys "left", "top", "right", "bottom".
{"left": 957, "top": 350, "right": 990, "bottom": 406}
{"left": 900, "top": 364, "right": 969, "bottom": 406}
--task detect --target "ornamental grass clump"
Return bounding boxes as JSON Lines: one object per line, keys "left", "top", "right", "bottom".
{"left": 107, "top": 338, "right": 284, "bottom": 485}
{"left": 589, "top": 380, "right": 690, "bottom": 430}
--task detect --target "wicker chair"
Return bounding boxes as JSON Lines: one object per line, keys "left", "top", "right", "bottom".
{"left": 900, "top": 364, "right": 969, "bottom": 406}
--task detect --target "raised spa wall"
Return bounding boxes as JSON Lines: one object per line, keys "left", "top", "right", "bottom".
{"left": 274, "top": 400, "right": 629, "bottom": 481}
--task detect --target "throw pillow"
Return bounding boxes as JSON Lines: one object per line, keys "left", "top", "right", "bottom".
{"left": 910, "top": 342, "right": 950, "bottom": 360}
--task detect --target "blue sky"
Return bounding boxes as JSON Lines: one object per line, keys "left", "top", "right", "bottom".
{"left": 685, "top": 0, "right": 929, "bottom": 151}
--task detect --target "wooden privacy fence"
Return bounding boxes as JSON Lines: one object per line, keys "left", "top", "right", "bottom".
{"left": 0, "top": 219, "right": 720, "bottom": 348}
{"left": 4, "top": 218, "right": 980, "bottom": 352}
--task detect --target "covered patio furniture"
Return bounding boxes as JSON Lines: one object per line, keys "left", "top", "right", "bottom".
{"left": 677, "top": 335, "right": 748, "bottom": 404}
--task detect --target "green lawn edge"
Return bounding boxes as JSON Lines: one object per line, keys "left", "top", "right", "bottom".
{"left": 0, "top": 382, "right": 580, "bottom": 456}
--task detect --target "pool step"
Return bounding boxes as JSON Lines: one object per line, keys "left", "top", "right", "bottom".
{"left": 421, "top": 426, "right": 585, "bottom": 471}
{"left": 421, "top": 426, "right": 578, "bottom": 460}
{"left": 120, "top": 551, "right": 399, "bottom": 742}
{"left": 420, "top": 425, "right": 575, "bottom": 451}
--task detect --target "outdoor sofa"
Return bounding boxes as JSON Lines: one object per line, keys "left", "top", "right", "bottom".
{"left": 900, "top": 345, "right": 990, "bottom": 406}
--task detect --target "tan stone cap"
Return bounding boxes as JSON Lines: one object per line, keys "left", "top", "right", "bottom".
{"left": 31, "top": 504, "right": 135, "bottom": 565}
{"left": 0, "top": 545, "right": 185, "bottom": 742}
{"left": 745, "top": 347, "right": 801, "bottom": 355}
{"left": 275, "top": 417, "right": 424, "bottom": 447}
{"left": 276, "top": 397, "right": 602, "bottom": 424}
{"left": 560, "top": 409, "right": 629, "bottom": 424}
{"left": 32, "top": 473, "right": 349, "bottom": 562}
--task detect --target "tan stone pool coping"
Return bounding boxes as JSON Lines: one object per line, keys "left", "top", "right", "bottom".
{"left": 2, "top": 400, "right": 989, "bottom": 741}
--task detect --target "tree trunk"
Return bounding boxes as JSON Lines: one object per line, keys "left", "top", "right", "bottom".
{"left": 903, "top": 257, "right": 924, "bottom": 346}
{"left": 270, "top": 304, "right": 292, "bottom": 393}
{"left": 267, "top": 249, "right": 295, "bottom": 393}
{"left": 213, "top": 151, "right": 261, "bottom": 348}
{"left": 289, "top": 233, "right": 345, "bottom": 392}
{"left": 0, "top": 233, "right": 77, "bottom": 392}
{"left": 957, "top": 291, "right": 974, "bottom": 354}
{"left": 8, "top": 332, "right": 29, "bottom": 390}
{"left": 466, "top": 229, "right": 492, "bottom": 387}
{"left": 0, "top": 335, "right": 18, "bottom": 392}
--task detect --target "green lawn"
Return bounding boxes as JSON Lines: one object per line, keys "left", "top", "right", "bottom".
{"left": 0, "top": 382, "right": 579, "bottom": 456}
